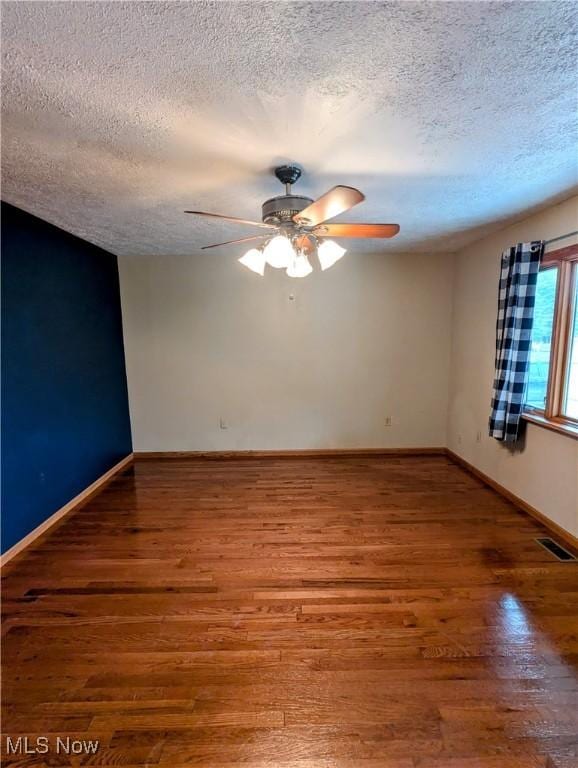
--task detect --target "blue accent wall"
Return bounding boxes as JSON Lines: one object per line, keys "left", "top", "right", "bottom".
{"left": 1, "top": 202, "right": 132, "bottom": 553}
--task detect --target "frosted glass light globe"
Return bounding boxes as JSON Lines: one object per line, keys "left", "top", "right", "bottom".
{"left": 238, "top": 248, "right": 266, "bottom": 276}
{"left": 263, "top": 235, "right": 294, "bottom": 269}
{"left": 318, "top": 240, "right": 346, "bottom": 270}
{"left": 286, "top": 252, "right": 313, "bottom": 278}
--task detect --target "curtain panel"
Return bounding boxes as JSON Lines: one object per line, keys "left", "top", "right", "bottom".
{"left": 489, "top": 241, "right": 544, "bottom": 442}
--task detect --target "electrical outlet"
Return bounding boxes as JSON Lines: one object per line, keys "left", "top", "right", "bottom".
{"left": 476, "top": 430, "right": 482, "bottom": 443}
{"left": 457, "top": 434, "right": 462, "bottom": 445}
{"left": 219, "top": 418, "right": 228, "bottom": 430}
{"left": 384, "top": 416, "right": 392, "bottom": 427}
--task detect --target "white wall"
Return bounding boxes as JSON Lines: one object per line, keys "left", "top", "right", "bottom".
{"left": 447, "top": 195, "right": 578, "bottom": 538}
{"left": 119, "top": 250, "right": 454, "bottom": 452}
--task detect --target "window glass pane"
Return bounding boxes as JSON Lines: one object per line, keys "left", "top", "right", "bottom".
{"left": 525, "top": 267, "right": 557, "bottom": 410}
{"left": 563, "top": 274, "right": 578, "bottom": 419}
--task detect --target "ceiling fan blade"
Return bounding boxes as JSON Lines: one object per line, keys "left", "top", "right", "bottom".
{"left": 293, "top": 186, "right": 365, "bottom": 226}
{"left": 185, "top": 210, "right": 276, "bottom": 230}
{"left": 313, "top": 223, "right": 400, "bottom": 239}
{"left": 201, "top": 234, "right": 270, "bottom": 250}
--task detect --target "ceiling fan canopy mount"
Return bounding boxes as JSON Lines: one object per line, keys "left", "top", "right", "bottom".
{"left": 274, "top": 164, "right": 303, "bottom": 187}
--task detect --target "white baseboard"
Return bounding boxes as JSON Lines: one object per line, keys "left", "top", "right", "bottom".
{"left": 1, "top": 453, "right": 133, "bottom": 568}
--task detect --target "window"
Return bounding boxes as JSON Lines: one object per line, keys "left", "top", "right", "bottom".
{"left": 524, "top": 244, "right": 578, "bottom": 437}
{"left": 526, "top": 267, "right": 557, "bottom": 410}
{"left": 562, "top": 278, "right": 578, "bottom": 419}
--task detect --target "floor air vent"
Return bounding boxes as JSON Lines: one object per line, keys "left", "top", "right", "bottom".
{"left": 536, "top": 537, "right": 577, "bottom": 562}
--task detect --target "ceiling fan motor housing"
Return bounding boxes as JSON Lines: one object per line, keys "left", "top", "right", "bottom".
{"left": 261, "top": 194, "right": 314, "bottom": 225}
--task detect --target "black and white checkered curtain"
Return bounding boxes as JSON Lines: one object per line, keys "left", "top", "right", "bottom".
{"left": 489, "top": 241, "right": 544, "bottom": 442}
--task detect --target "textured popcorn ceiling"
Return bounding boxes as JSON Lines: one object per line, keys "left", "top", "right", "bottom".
{"left": 2, "top": 1, "right": 578, "bottom": 256}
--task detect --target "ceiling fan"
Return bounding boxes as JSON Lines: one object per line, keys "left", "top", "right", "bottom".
{"left": 184, "top": 165, "right": 400, "bottom": 278}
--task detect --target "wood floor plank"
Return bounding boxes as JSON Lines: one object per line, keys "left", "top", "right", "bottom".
{"left": 2, "top": 455, "right": 577, "bottom": 766}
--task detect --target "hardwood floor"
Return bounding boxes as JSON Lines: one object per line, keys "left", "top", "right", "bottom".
{"left": 2, "top": 455, "right": 577, "bottom": 767}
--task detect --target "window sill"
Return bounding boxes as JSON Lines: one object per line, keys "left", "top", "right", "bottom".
{"left": 522, "top": 412, "right": 578, "bottom": 440}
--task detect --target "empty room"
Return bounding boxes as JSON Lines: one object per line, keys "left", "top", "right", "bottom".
{"left": 1, "top": 1, "right": 578, "bottom": 766}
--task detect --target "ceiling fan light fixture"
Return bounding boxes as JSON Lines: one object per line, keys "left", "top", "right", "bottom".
{"left": 238, "top": 248, "right": 266, "bottom": 276}
{"left": 186, "top": 165, "right": 399, "bottom": 274}
{"left": 286, "top": 252, "right": 313, "bottom": 279}
{"left": 263, "top": 235, "right": 294, "bottom": 269}
{"left": 318, "top": 239, "right": 346, "bottom": 270}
